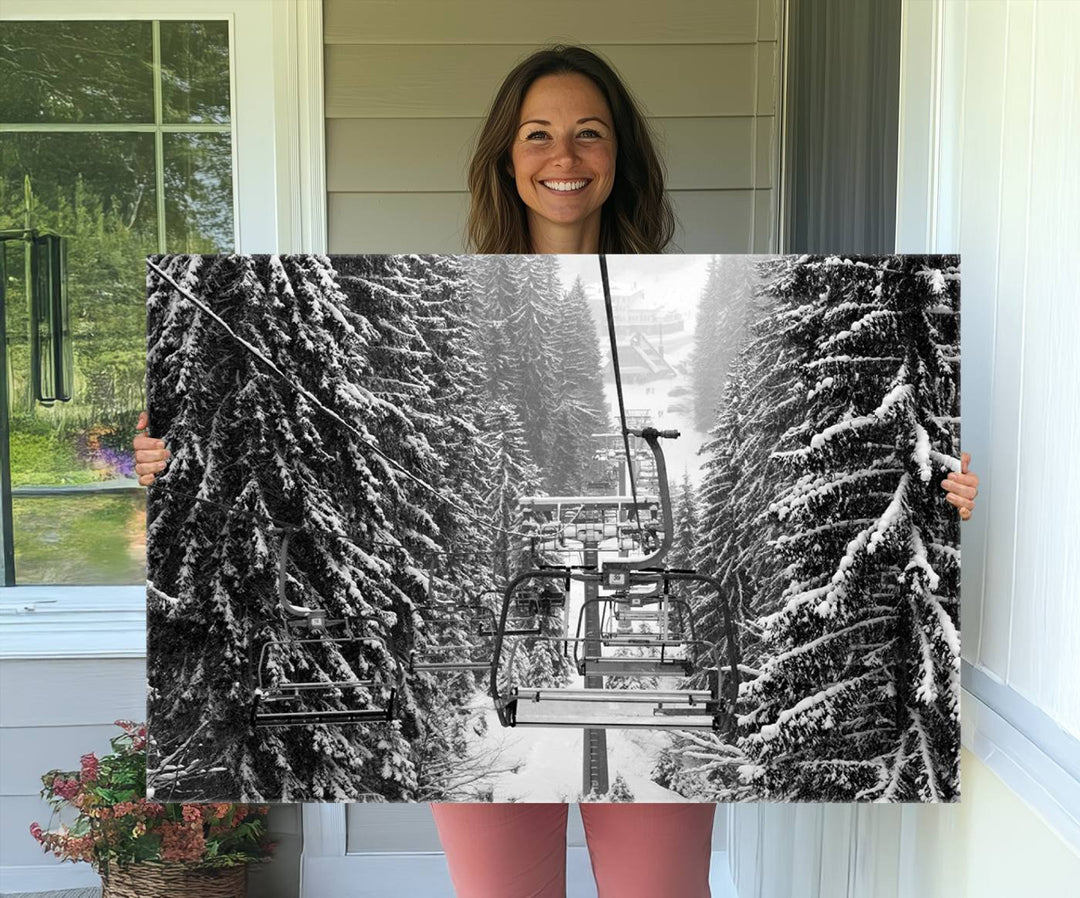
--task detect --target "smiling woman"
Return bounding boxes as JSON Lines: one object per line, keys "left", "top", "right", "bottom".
{"left": 466, "top": 45, "right": 675, "bottom": 254}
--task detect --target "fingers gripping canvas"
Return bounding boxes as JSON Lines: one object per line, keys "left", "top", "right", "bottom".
{"left": 145, "top": 253, "right": 961, "bottom": 804}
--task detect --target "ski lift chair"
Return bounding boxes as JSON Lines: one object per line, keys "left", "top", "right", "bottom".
{"left": 488, "top": 428, "right": 742, "bottom": 735}
{"left": 513, "top": 580, "right": 569, "bottom": 615}
{"left": 407, "top": 594, "right": 546, "bottom": 673}
{"left": 251, "top": 528, "right": 399, "bottom": 728}
{"left": 252, "top": 633, "right": 398, "bottom": 727}
{"left": 408, "top": 602, "right": 494, "bottom": 673}
{"left": 490, "top": 570, "right": 736, "bottom": 733}
{"left": 469, "top": 591, "right": 543, "bottom": 639}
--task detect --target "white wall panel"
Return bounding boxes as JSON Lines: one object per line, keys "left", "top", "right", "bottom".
{"left": 1005, "top": 0, "right": 1080, "bottom": 727}
{"left": 0, "top": 659, "right": 145, "bottom": 869}
{"left": 897, "top": 0, "right": 1080, "bottom": 737}
{"left": 955, "top": 0, "right": 1009, "bottom": 674}
{"left": 977, "top": 0, "right": 1035, "bottom": 683}
{"left": 324, "top": 0, "right": 762, "bottom": 46}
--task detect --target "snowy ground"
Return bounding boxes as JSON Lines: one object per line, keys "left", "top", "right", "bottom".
{"left": 468, "top": 698, "right": 686, "bottom": 802}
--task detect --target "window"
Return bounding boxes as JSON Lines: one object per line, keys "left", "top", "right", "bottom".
{"left": 0, "top": 19, "right": 235, "bottom": 584}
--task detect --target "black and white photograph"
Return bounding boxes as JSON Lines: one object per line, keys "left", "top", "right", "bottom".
{"left": 145, "top": 252, "right": 961, "bottom": 804}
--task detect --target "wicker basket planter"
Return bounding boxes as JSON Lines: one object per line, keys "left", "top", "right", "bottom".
{"left": 101, "top": 862, "right": 247, "bottom": 898}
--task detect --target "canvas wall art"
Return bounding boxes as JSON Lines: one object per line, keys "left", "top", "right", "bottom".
{"left": 145, "top": 253, "right": 961, "bottom": 804}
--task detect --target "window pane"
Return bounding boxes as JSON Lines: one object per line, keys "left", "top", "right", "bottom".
{"left": 164, "top": 132, "right": 234, "bottom": 252}
{"left": 0, "top": 132, "right": 158, "bottom": 237}
{"left": 160, "top": 20, "right": 232, "bottom": 124}
{"left": 12, "top": 493, "right": 146, "bottom": 585}
{"left": 0, "top": 21, "right": 154, "bottom": 124}
{"left": 1, "top": 132, "right": 155, "bottom": 585}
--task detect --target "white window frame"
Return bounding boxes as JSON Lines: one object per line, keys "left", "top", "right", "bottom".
{"left": 0, "top": 0, "right": 326, "bottom": 655}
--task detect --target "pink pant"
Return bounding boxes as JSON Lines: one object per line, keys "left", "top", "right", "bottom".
{"left": 431, "top": 803, "right": 715, "bottom": 898}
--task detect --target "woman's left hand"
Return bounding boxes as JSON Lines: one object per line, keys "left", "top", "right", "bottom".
{"left": 941, "top": 451, "right": 979, "bottom": 521}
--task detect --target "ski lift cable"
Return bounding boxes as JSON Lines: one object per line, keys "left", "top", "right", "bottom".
{"left": 147, "top": 259, "right": 536, "bottom": 542}
{"left": 599, "top": 255, "right": 645, "bottom": 539}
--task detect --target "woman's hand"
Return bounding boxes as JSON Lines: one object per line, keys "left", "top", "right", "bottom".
{"left": 941, "top": 451, "right": 978, "bottom": 521}
{"left": 133, "top": 411, "right": 170, "bottom": 487}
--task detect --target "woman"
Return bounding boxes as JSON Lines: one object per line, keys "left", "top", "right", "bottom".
{"left": 135, "top": 45, "right": 979, "bottom": 898}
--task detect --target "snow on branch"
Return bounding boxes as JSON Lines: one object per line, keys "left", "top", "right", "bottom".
{"left": 750, "top": 670, "right": 878, "bottom": 741}
{"left": 809, "top": 381, "right": 912, "bottom": 451}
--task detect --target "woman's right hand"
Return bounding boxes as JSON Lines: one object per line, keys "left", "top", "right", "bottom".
{"left": 133, "top": 411, "right": 170, "bottom": 487}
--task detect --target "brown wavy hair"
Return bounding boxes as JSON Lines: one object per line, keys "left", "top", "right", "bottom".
{"left": 466, "top": 46, "right": 676, "bottom": 254}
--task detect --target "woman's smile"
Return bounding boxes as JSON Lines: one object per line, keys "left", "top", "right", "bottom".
{"left": 540, "top": 178, "right": 592, "bottom": 193}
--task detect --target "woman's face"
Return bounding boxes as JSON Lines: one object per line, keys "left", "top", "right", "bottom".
{"left": 509, "top": 73, "right": 617, "bottom": 244}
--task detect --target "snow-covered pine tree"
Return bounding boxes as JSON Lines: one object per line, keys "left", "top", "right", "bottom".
{"left": 335, "top": 254, "right": 503, "bottom": 801}
{"left": 479, "top": 401, "right": 542, "bottom": 583}
{"left": 467, "top": 255, "right": 518, "bottom": 407}
{"left": 693, "top": 260, "right": 806, "bottom": 640}
{"left": 690, "top": 256, "right": 752, "bottom": 431}
{"left": 147, "top": 254, "right": 418, "bottom": 801}
{"left": 468, "top": 255, "right": 561, "bottom": 477}
{"left": 737, "top": 254, "right": 961, "bottom": 802}
{"left": 669, "top": 473, "right": 699, "bottom": 571}
{"left": 546, "top": 276, "right": 611, "bottom": 495}
{"left": 607, "top": 773, "right": 635, "bottom": 802}
{"left": 511, "top": 255, "right": 562, "bottom": 474}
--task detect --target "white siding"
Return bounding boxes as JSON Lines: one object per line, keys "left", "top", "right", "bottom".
{"left": 323, "top": 0, "right": 782, "bottom": 253}
{"left": 0, "top": 658, "right": 146, "bottom": 883}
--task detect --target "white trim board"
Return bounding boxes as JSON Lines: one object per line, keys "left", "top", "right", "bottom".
{"left": 961, "top": 670, "right": 1080, "bottom": 853}
{"left": 0, "top": 587, "right": 145, "bottom": 659}
{"left": 0, "top": 862, "right": 99, "bottom": 896}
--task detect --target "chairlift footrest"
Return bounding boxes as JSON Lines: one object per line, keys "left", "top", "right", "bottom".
{"left": 412, "top": 661, "right": 491, "bottom": 672}
{"left": 254, "top": 708, "right": 393, "bottom": 727}
{"left": 514, "top": 687, "right": 713, "bottom": 704}
{"left": 577, "top": 658, "right": 693, "bottom": 677}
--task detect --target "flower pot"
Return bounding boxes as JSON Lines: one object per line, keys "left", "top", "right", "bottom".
{"left": 101, "top": 862, "right": 247, "bottom": 898}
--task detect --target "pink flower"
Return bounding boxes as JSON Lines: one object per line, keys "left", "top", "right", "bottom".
{"left": 80, "top": 753, "right": 99, "bottom": 782}
{"left": 137, "top": 799, "right": 166, "bottom": 818}
{"left": 30, "top": 822, "right": 43, "bottom": 842}
{"left": 160, "top": 821, "right": 206, "bottom": 863}
{"left": 181, "top": 805, "right": 203, "bottom": 824}
{"left": 52, "top": 778, "right": 80, "bottom": 801}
